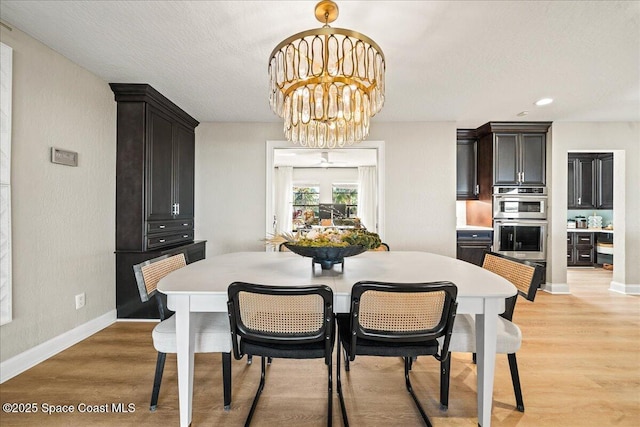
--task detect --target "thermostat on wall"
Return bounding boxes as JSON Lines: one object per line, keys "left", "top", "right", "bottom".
{"left": 51, "top": 147, "right": 78, "bottom": 167}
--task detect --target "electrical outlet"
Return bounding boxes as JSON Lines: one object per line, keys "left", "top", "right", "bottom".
{"left": 75, "top": 293, "right": 85, "bottom": 310}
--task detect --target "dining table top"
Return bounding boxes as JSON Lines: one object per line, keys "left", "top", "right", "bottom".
{"left": 158, "top": 250, "right": 517, "bottom": 313}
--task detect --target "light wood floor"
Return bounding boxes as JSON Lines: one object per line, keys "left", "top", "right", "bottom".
{"left": 1, "top": 268, "right": 638, "bottom": 426}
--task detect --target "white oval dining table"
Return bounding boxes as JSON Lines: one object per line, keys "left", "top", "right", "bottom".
{"left": 158, "top": 250, "right": 516, "bottom": 427}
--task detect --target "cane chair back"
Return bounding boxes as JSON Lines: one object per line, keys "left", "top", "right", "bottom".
{"left": 481, "top": 252, "right": 543, "bottom": 320}
{"left": 358, "top": 289, "right": 445, "bottom": 333}
{"left": 134, "top": 254, "right": 186, "bottom": 303}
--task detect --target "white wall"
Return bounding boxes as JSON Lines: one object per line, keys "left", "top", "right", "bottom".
{"left": 548, "top": 122, "right": 640, "bottom": 292}
{"left": 0, "top": 27, "right": 116, "bottom": 361}
{"left": 195, "top": 123, "right": 283, "bottom": 255}
{"left": 369, "top": 122, "right": 457, "bottom": 255}
{"left": 195, "top": 121, "right": 458, "bottom": 258}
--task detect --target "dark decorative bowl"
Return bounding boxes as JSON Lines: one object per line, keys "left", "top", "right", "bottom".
{"left": 284, "top": 243, "right": 367, "bottom": 270}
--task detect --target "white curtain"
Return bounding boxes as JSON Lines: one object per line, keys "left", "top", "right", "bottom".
{"left": 357, "top": 166, "right": 377, "bottom": 232}
{"left": 273, "top": 166, "right": 293, "bottom": 235}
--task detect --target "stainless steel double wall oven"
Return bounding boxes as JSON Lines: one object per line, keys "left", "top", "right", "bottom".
{"left": 493, "top": 186, "right": 547, "bottom": 261}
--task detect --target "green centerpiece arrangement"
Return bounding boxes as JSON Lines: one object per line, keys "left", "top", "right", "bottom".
{"left": 278, "top": 229, "right": 382, "bottom": 270}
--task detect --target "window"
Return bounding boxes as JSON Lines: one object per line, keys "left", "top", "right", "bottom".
{"left": 333, "top": 184, "right": 358, "bottom": 218}
{"left": 292, "top": 186, "right": 320, "bottom": 227}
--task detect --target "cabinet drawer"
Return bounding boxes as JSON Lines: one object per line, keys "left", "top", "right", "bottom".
{"left": 574, "top": 248, "right": 594, "bottom": 265}
{"left": 147, "top": 219, "right": 194, "bottom": 234}
{"left": 456, "top": 230, "right": 493, "bottom": 241}
{"left": 147, "top": 231, "right": 194, "bottom": 249}
{"left": 575, "top": 233, "right": 594, "bottom": 245}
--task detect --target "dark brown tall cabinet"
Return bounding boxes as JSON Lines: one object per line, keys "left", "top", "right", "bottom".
{"left": 111, "top": 83, "right": 206, "bottom": 319}
{"left": 567, "top": 153, "right": 613, "bottom": 209}
{"left": 456, "top": 129, "right": 478, "bottom": 200}
{"left": 567, "top": 154, "right": 596, "bottom": 209}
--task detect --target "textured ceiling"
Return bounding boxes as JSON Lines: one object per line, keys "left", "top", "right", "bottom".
{"left": 1, "top": 1, "right": 638, "bottom": 128}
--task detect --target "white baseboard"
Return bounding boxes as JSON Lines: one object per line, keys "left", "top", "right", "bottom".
{"left": 0, "top": 310, "right": 116, "bottom": 383}
{"left": 541, "top": 282, "right": 571, "bottom": 294}
{"left": 116, "top": 318, "right": 159, "bottom": 323}
{"left": 609, "top": 281, "right": 640, "bottom": 295}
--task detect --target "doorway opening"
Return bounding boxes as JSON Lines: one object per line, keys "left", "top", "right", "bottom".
{"left": 566, "top": 149, "right": 624, "bottom": 292}
{"left": 265, "top": 141, "right": 385, "bottom": 242}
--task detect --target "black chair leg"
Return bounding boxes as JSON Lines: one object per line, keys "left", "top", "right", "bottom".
{"left": 222, "top": 352, "right": 232, "bottom": 411}
{"left": 327, "top": 361, "right": 333, "bottom": 427}
{"left": 336, "top": 337, "right": 349, "bottom": 427}
{"left": 244, "top": 356, "right": 267, "bottom": 426}
{"left": 247, "top": 354, "right": 252, "bottom": 365}
{"left": 404, "top": 357, "right": 433, "bottom": 427}
{"left": 439, "top": 353, "right": 451, "bottom": 410}
{"left": 150, "top": 352, "right": 166, "bottom": 411}
{"left": 508, "top": 353, "right": 525, "bottom": 412}
{"left": 343, "top": 347, "right": 350, "bottom": 372}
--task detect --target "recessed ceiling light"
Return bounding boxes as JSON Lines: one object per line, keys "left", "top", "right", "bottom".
{"left": 517, "top": 111, "right": 529, "bottom": 117}
{"left": 535, "top": 98, "right": 553, "bottom": 106}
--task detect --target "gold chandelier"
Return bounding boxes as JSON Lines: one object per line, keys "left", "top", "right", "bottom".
{"left": 268, "top": 0, "right": 385, "bottom": 148}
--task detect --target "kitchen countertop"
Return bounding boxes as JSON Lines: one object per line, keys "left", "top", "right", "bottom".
{"left": 457, "top": 225, "right": 493, "bottom": 231}
{"left": 567, "top": 228, "right": 614, "bottom": 234}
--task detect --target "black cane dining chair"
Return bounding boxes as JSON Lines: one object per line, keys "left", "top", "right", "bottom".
{"left": 133, "top": 254, "right": 232, "bottom": 411}
{"left": 336, "top": 281, "right": 458, "bottom": 427}
{"left": 439, "top": 251, "right": 544, "bottom": 412}
{"left": 227, "top": 282, "right": 335, "bottom": 427}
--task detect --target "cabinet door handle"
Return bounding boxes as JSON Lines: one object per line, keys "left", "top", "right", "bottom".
{"left": 580, "top": 254, "right": 591, "bottom": 258}
{"left": 521, "top": 171, "right": 525, "bottom": 182}
{"left": 159, "top": 239, "right": 166, "bottom": 243}
{"left": 578, "top": 197, "right": 582, "bottom": 205}
{"left": 159, "top": 225, "right": 165, "bottom": 229}
{"left": 183, "top": 223, "right": 189, "bottom": 226}
{"left": 475, "top": 185, "right": 480, "bottom": 195}
{"left": 183, "top": 235, "right": 189, "bottom": 238}
{"left": 176, "top": 203, "right": 180, "bottom": 215}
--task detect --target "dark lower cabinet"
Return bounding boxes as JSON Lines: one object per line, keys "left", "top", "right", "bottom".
{"left": 116, "top": 240, "right": 207, "bottom": 319}
{"left": 567, "top": 233, "right": 594, "bottom": 266}
{"left": 456, "top": 230, "right": 493, "bottom": 266}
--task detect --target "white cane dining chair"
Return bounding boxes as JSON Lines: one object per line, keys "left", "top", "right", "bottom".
{"left": 133, "top": 253, "right": 233, "bottom": 411}
{"left": 439, "top": 251, "right": 543, "bottom": 412}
